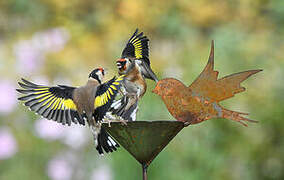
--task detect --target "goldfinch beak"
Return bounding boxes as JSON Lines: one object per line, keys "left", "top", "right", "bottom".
{"left": 117, "top": 58, "right": 127, "bottom": 70}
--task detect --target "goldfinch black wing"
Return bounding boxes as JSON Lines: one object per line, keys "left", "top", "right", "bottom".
{"left": 121, "top": 28, "right": 150, "bottom": 65}
{"left": 94, "top": 75, "right": 125, "bottom": 121}
{"left": 16, "top": 78, "right": 85, "bottom": 126}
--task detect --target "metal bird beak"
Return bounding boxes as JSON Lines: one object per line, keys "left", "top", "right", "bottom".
{"left": 152, "top": 80, "right": 164, "bottom": 95}
{"left": 152, "top": 85, "right": 159, "bottom": 94}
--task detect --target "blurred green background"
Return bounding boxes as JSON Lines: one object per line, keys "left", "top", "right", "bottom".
{"left": 0, "top": 0, "right": 283, "bottom": 179}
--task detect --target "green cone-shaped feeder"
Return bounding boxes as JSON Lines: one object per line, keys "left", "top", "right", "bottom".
{"left": 102, "top": 121, "right": 184, "bottom": 180}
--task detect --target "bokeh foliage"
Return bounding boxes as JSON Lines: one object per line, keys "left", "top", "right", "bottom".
{"left": 0, "top": 0, "right": 283, "bottom": 179}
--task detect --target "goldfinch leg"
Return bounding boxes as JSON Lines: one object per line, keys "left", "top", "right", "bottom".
{"left": 119, "top": 118, "right": 128, "bottom": 126}
{"left": 108, "top": 120, "right": 111, "bottom": 127}
{"left": 102, "top": 119, "right": 112, "bottom": 127}
{"left": 107, "top": 117, "right": 127, "bottom": 126}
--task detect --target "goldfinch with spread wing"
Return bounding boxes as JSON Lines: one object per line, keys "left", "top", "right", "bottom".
{"left": 108, "top": 29, "right": 158, "bottom": 121}
{"left": 17, "top": 68, "right": 125, "bottom": 155}
{"left": 118, "top": 28, "right": 158, "bottom": 82}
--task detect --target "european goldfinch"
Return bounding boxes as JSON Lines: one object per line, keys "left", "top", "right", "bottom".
{"left": 109, "top": 29, "right": 158, "bottom": 121}
{"left": 17, "top": 68, "right": 125, "bottom": 154}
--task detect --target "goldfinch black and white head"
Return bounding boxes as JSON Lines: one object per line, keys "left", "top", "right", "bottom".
{"left": 89, "top": 67, "right": 105, "bottom": 83}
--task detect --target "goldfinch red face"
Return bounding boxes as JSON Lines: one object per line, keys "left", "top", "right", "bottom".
{"left": 116, "top": 58, "right": 132, "bottom": 74}
{"left": 89, "top": 68, "right": 105, "bottom": 83}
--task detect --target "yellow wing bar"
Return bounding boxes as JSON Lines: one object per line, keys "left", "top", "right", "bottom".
{"left": 95, "top": 75, "right": 125, "bottom": 108}
{"left": 129, "top": 35, "right": 143, "bottom": 59}
{"left": 17, "top": 79, "right": 84, "bottom": 126}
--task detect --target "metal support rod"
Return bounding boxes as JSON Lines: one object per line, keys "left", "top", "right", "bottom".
{"left": 142, "top": 164, "right": 148, "bottom": 180}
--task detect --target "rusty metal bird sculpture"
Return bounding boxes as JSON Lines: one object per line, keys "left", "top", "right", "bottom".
{"left": 152, "top": 41, "right": 262, "bottom": 127}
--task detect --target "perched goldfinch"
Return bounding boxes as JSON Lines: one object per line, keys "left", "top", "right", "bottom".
{"left": 118, "top": 28, "right": 158, "bottom": 82}
{"left": 108, "top": 29, "right": 158, "bottom": 121}
{"left": 17, "top": 68, "right": 125, "bottom": 155}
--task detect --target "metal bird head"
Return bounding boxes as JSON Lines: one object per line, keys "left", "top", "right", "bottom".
{"left": 152, "top": 78, "right": 183, "bottom": 96}
{"left": 89, "top": 67, "right": 105, "bottom": 83}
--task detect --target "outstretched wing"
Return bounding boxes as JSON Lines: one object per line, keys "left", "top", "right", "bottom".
{"left": 121, "top": 28, "right": 150, "bottom": 65}
{"left": 189, "top": 41, "right": 262, "bottom": 102}
{"left": 17, "top": 78, "right": 85, "bottom": 126}
{"left": 94, "top": 75, "right": 125, "bottom": 121}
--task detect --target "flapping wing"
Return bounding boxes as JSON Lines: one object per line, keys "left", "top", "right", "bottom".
{"left": 121, "top": 28, "right": 150, "bottom": 65}
{"left": 94, "top": 75, "right": 125, "bottom": 121}
{"left": 189, "top": 41, "right": 262, "bottom": 102}
{"left": 17, "top": 78, "right": 85, "bottom": 126}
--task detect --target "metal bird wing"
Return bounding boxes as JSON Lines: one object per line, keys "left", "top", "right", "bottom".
{"left": 189, "top": 41, "right": 262, "bottom": 102}
{"left": 17, "top": 78, "right": 85, "bottom": 126}
{"left": 94, "top": 75, "right": 125, "bottom": 121}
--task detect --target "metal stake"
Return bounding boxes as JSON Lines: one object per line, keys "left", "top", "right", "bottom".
{"left": 142, "top": 164, "right": 148, "bottom": 180}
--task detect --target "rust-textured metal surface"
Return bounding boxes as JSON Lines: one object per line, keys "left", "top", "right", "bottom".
{"left": 102, "top": 121, "right": 184, "bottom": 166}
{"left": 152, "top": 41, "right": 262, "bottom": 126}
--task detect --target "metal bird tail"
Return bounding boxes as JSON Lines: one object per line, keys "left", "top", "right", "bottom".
{"left": 221, "top": 107, "right": 258, "bottom": 127}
